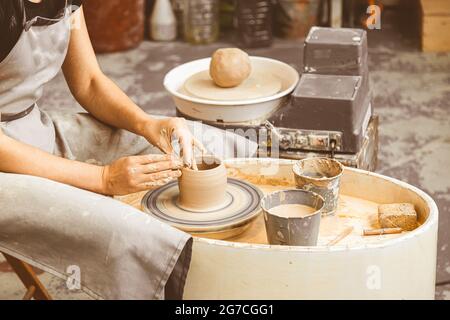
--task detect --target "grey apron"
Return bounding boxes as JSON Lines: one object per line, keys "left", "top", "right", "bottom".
{"left": 0, "top": 2, "right": 257, "bottom": 299}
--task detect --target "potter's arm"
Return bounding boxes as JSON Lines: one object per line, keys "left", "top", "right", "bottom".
{"left": 62, "top": 7, "right": 153, "bottom": 138}
{"left": 0, "top": 128, "right": 182, "bottom": 195}
{"left": 62, "top": 8, "right": 204, "bottom": 167}
{"left": 0, "top": 128, "right": 104, "bottom": 193}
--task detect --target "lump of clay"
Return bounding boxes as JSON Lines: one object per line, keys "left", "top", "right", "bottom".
{"left": 209, "top": 48, "right": 252, "bottom": 88}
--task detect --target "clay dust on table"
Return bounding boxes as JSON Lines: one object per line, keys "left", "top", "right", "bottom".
{"left": 226, "top": 168, "right": 416, "bottom": 246}
{"left": 116, "top": 167, "right": 418, "bottom": 246}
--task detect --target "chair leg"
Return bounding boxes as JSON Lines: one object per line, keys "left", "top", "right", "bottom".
{"left": 2, "top": 253, "right": 52, "bottom": 300}
{"left": 22, "top": 286, "right": 36, "bottom": 300}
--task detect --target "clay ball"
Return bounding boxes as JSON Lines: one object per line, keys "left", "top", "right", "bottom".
{"left": 209, "top": 48, "right": 252, "bottom": 88}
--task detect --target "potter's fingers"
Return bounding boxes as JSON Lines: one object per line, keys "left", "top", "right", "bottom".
{"left": 193, "top": 138, "right": 207, "bottom": 155}
{"left": 155, "top": 134, "right": 175, "bottom": 155}
{"left": 146, "top": 169, "right": 182, "bottom": 182}
{"left": 132, "top": 154, "right": 173, "bottom": 165}
{"left": 139, "top": 159, "right": 183, "bottom": 174}
{"left": 137, "top": 169, "right": 182, "bottom": 184}
{"left": 156, "top": 129, "right": 175, "bottom": 154}
{"left": 191, "top": 151, "right": 198, "bottom": 171}
{"left": 178, "top": 136, "right": 194, "bottom": 168}
{"left": 134, "top": 175, "right": 179, "bottom": 192}
{"left": 191, "top": 140, "right": 198, "bottom": 171}
{"left": 158, "top": 142, "right": 174, "bottom": 155}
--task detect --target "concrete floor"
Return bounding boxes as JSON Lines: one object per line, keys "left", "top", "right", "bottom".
{"left": 1, "top": 7, "right": 449, "bottom": 299}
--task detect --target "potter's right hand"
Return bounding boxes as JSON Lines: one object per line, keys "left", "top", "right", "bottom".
{"left": 101, "top": 154, "right": 183, "bottom": 196}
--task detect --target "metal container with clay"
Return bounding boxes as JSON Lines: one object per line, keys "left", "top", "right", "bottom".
{"left": 261, "top": 189, "right": 323, "bottom": 246}
{"left": 293, "top": 157, "right": 344, "bottom": 215}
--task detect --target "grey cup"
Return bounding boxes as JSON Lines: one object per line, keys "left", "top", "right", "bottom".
{"left": 293, "top": 157, "right": 344, "bottom": 216}
{"left": 261, "top": 189, "right": 324, "bottom": 246}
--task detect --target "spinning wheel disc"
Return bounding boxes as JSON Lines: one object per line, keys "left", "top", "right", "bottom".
{"left": 184, "top": 70, "right": 282, "bottom": 101}
{"left": 142, "top": 178, "right": 263, "bottom": 235}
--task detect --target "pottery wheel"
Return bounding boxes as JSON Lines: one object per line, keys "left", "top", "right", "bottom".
{"left": 184, "top": 70, "right": 282, "bottom": 101}
{"left": 142, "top": 178, "right": 263, "bottom": 235}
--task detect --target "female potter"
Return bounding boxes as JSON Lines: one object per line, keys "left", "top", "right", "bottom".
{"left": 0, "top": 0, "right": 256, "bottom": 300}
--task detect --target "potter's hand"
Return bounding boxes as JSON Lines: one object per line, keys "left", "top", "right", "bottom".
{"left": 143, "top": 117, "right": 206, "bottom": 169}
{"left": 101, "top": 154, "right": 183, "bottom": 196}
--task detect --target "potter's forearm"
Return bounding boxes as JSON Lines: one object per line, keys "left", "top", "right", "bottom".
{"left": 61, "top": 8, "right": 197, "bottom": 162}
{"left": 0, "top": 132, "right": 104, "bottom": 194}
{"left": 62, "top": 7, "right": 155, "bottom": 137}
{"left": 74, "top": 73, "right": 155, "bottom": 136}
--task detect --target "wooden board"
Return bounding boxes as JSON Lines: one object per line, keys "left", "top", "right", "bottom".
{"left": 421, "top": 0, "right": 450, "bottom": 16}
{"left": 117, "top": 164, "right": 415, "bottom": 246}
{"left": 421, "top": 0, "right": 450, "bottom": 52}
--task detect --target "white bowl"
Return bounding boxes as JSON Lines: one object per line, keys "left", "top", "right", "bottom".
{"left": 164, "top": 57, "right": 300, "bottom": 123}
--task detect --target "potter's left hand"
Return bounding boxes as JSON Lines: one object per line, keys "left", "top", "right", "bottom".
{"left": 143, "top": 117, "right": 206, "bottom": 169}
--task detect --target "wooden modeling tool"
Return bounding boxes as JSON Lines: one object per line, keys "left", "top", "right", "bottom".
{"left": 363, "top": 227, "right": 403, "bottom": 236}
{"left": 327, "top": 226, "right": 354, "bottom": 246}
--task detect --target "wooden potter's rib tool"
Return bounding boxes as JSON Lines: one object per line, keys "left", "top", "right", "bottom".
{"left": 327, "top": 226, "right": 354, "bottom": 246}
{"left": 363, "top": 227, "right": 403, "bottom": 236}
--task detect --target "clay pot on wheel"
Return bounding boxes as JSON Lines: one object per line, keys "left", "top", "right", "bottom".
{"left": 178, "top": 156, "right": 228, "bottom": 212}
{"left": 83, "top": 0, "right": 145, "bottom": 53}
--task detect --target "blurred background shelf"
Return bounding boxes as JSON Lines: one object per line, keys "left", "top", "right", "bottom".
{"left": 421, "top": 0, "right": 450, "bottom": 52}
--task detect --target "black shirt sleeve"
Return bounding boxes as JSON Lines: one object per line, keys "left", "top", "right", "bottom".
{"left": 0, "top": 0, "right": 84, "bottom": 63}
{"left": 71, "top": 0, "right": 83, "bottom": 11}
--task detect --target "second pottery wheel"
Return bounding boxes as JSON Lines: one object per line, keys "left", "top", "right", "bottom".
{"left": 142, "top": 178, "right": 263, "bottom": 238}
{"left": 184, "top": 70, "right": 282, "bottom": 101}
{"left": 164, "top": 57, "right": 300, "bottom": 123}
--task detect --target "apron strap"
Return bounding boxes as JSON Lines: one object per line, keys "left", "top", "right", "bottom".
{"left": 0, "top": 105, "right": 35, "bottom": 122}
{"left": 23, "top": 0, "right": 72, "bottom": 31}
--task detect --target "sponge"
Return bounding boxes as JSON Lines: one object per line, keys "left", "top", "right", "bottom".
{"left": 378, "top": 203, "right": 418, "bottom": 231}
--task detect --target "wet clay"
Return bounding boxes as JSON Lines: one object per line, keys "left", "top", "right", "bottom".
{"left": 269, "top": 204, "right": 316, "bottom": 218}
{"left": 210, "top": 48, "right": 252, "bottom": 88}
{"left": 178, "top": 157, "right": 228, "bottom": 212}
{"left": 293, "top": 158, "right": 344, "bottom": 215}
